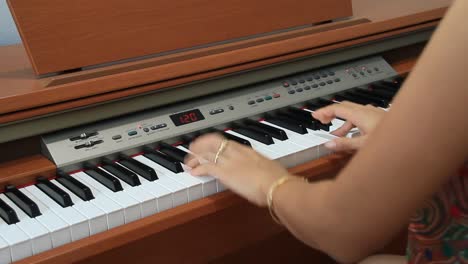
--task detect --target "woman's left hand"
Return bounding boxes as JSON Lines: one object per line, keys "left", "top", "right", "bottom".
{"left": 185, "top": 133, "right": 290, "bottom": 207}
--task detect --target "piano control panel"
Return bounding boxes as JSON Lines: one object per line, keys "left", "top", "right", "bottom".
{"left": 42, "top": 56, "right": 397, "bottom": 170}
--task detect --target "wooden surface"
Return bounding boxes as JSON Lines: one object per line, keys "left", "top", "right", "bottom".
{"left": 0, "top": 155, "right": 56, "bottom": 191}
{"left": 8, "top": 0, "right": 352, "bottom": 75}
{"left": 0, "top": 8, "right": 444, "bottom": 122}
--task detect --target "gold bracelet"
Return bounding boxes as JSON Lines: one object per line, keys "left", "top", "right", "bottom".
{"left": 267, "top": 175, "right": 299, "bottom": 225}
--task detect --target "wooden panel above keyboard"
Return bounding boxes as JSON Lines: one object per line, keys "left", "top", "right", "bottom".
{"left": 8, "top": 0, "right": 352, "bottom": 75}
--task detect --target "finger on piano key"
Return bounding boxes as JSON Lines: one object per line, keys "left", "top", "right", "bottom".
{"left": 102, "top": 158, "right": 141, "bottom": 187}
{"left": 18, "top": 188, "right": 71, "bottom": 248}
{"left": 243, "top": 119, "right": 288, "bottom": 140}
{"left": 36, "top": 177, "right": 74, "bottom": 208}
{"left": 277, "top": 111, "right": 318, "bottom": 130}
{"left": 143, "top": 147, "right": 183, "bottom": 173}
{"left": 4, "top": 185, "right": 41, "bottom": 218}
{"left": 74, "top": 171, "right": 142, "bottom": 224}
{"left": 0, "top": 236, "right": 10, "bottom": 264}
{"left": 0, "top": 194, "right": 52, "bottom": 255}
{"left": 99, "top": 167, "right": 158, "bottom": 218}
{"left": 52, "top": 179, "right": 108, "bottom": 235}
{"left": 119, "top": 154, "right": 158, "bottom": 181}
{"left": 0, "top": 216, "right": 32, "bottom": 262}
{"left": 56, "top": 170, "right": 94, "bottom": 201}
{"left": 131, "top": 156, "right": 190, "bottom": 205}
{"left": 158, "top": 142, "right": 188, "bottom": 163}
{"left": 0, "top": 197, "right": 19, "bottom": 225}
{"left": 24, "top": 185, "right": 90, "bottom": 241}
{"left": 176, "top": 145, "right": 219, "bottom": 196}
{"left": 71, "top": 172, "right": 125, "bottom": 228}
{"left": 83, "top": 164, "right": 123, "bottom": 192}
{"left": 134, "top": 155, "right": 203, "bottom": 202}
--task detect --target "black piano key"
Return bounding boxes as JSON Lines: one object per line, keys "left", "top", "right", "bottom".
{"left": 346, "top": 91, "right": 389, "bottom": 108}
{"left": 119, "top": 154, "right": 158, "bottom": 181}
{"left": 84, "top": 164, "right": 123, "bottom": 192}
{"left": 56, "top": 170, "right": 94, "bottom": 201}
{"left": 288, "top": 108, "right": 332, "bottom": 131}
{"left": 102, "top": 158, "right": 141, "bottom": 187}
{"left": 144, "top": 147, "right": 183, "bottom": 173}
{"left": 232, "top": 125, "right": 274, "bottom": 145}
{"left": 36, "top": 176, "right": 74, "bottom": 208}
{"left": 355, "top": 88, "right": 393, "bottom": 101}
{"left": 158, "top": 142, "right": 188, "bottom": 163}
{"left": 5, "top": 185, "right": 41, "bottom": 218}
{"left": 264, "top": 114, "right": 308, "bottom": 134}
{"left": 335, "top": 94, "right": 376, "bottom": 106}
{"left": 181, "top": 133, "right": 201, "bottom": 149}
{"left": 0, "top": 197, "right": 19, "bottom": 224}
{"left": 219, "top": 130, "right": 252, "bottom": 147}
{"left": 305, "top": 98, "right": 334, "bottom": 111}
{"left": 372, "top": 82, "right": 399, "bottom": 93}
{"left": 277, "top": 111, "right": 318, "bottom": 130}
{"left": 243, "top": 119, "right": 288, "bottom": 141}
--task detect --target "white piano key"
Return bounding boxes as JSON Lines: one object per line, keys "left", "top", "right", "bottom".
{"left": 0, "top": 194, "right": 52, "bottom": 255}
{"left": 136, "top": 155, "right": 203, "bottom": 202}
{"left": 76, "top": 172, "right": 141, "bottom": 224}
{"left": 100, "top": 167, "right": 158, "bottom": 218}
{"left": 132, "top": 156, "right": 189, "bottom": 206}
{"left": 24, "top": 186, "right": 90, "bottom": 242}
{"left": 177, "top": 146, "right": 218, "bottom": 197}
{"left": 0, "top": 235, "right": 10, "bottom": 264}
{"left": 52, "top": 180, "right": 108, "bottom": 235}
{"left": 71, "top": 172, "right": 125, "bottom": 229}
{"left": 136, "top": 177, "right": 173, "bottom": 212}
{"left": 0, "top": 216, "right": 32, "bottom": 262}
{"left": 19, "top": 188, "right": 71, "bottom": 248}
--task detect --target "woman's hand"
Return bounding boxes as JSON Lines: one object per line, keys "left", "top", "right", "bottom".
{"left": 185, "top": 133, "right": 290, "bottom": 207}
{"left": 312, "top": 101, "right": 386, "bottom": 151}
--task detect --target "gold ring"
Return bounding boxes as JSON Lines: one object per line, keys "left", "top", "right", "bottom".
{"left": 214, "top": 139, "right": 229, "bottom": 164}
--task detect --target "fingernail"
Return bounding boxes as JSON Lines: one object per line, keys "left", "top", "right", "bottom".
{"left": 325, "top": 141, "right": 336, "bottom": 149}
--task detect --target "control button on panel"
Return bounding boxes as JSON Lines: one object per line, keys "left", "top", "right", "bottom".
{"left": 128, "top": 131, "right": 138, "bottom": 136}
{"left": 306, "top": 77, "right": 313, "bottom": 82}
{"left": 326, "top": 80, "right": 333, "bottom": 84}
{"left": 299, "top": 79, "right": 305, "bottom": 84}
{"left": 352, "top": 73, "right": 358, "bottom": 78}
{"left": 312, "top": 84, "right": 319, "bottom": 88}
{"left": 112, "top": 135, "right": 122, "bottom": 140}
{"left": 210, "top": 109, "right": 225, "bottom": 115}
{"left": 282, "top": 82, "right": 290, "bottom": 88}
{"left": 288, "top": 90, "right": 295, "bottom": 95}
{"left": 304, "top": 86, "right": 311, "bottom": 90}
{"left": 256, "top": 98, "right": 264, "bottom": 103}
{"left": 70, "top": 131, "right": 98, "bottom": 141}
{"left": 248, "top": 100, "right": 256, "bottom": 105}
{"left": 143, "top": 128, "right": 150, "bottom": 133}
{"left": 321, "top": 73, "right": 328, "bottom": 78}
{"left": 328, "top": 72, "right": 335, "bottom": 76}
{"left": 334, "top": 78, "right": 341, "bottom": 82}
{"left": 320, "top": 82, "right": 326, "bottom": 86}
{"left": 291, "top": 81, "right": 298, "bottom": 85}
{"left": 314, "top": 75, "right": 320, "bottom": 80}
{"left": 156, "top": 123, "right": 167, "bottom": 129}
{"left": 273, "top": 94, "right": 281, "bottom": 98}
{"left": 296, "top": 88, "right": 303, "bottom": 92}
{"left": 229, "top": 106, "right": 235, "bottom": 110}
{"left": 265, "top": 96, "right": 273, "bottom": 101}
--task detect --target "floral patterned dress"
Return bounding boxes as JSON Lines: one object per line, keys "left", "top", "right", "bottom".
{"left": 407, "top": 164, "right": 468, "bottom": 263}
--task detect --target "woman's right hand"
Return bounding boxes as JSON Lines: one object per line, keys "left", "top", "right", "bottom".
{"left": 312, "top": 101, "right": 386, "bottom": 151}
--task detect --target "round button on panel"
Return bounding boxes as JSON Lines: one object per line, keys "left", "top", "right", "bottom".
{"left": 320, "top": 82, "right": 326, "bottom": 86}
{"left": 248, "top": 100, "right": 256, "bottom": 105}
{"left": 143, "top": 128, "right": 150, "bottom": 133}
{"left": 256, "top": 98, "right": 264, "bottom": 103}
{"left": 312, "top": 84, "right": 319, "bottom": 88}
{"left": 288, "top": 90, "right": 295, "bottom": 95}
{"left": 304, "top": 86, "right": 311, "bottom": 90}
{"left": 296, "top": 88, "right": 303, "bottom": 92}
{"left": 327, "top": 80, "right": 333, "bottom": 84}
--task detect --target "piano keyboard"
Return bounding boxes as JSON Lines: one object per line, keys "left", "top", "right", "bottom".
{"left": 0, "top": 57, "right": 403, "bottom": 263}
